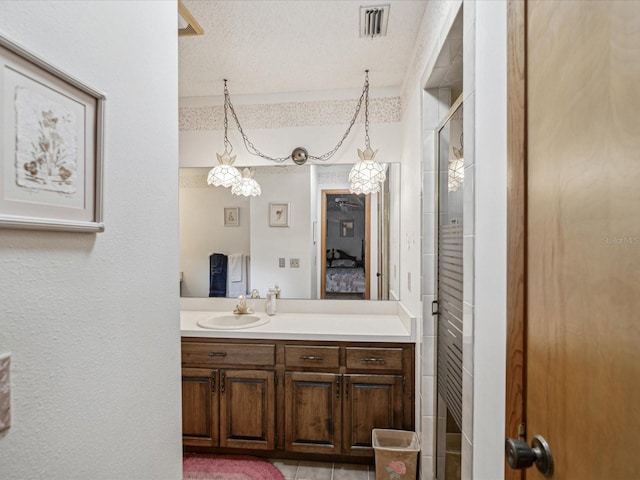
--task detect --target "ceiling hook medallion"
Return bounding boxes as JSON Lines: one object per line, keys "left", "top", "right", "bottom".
{"left": 291, "top": 147, "right": 309, "bottom": 165}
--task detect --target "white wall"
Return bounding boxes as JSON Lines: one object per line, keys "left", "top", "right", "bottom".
{"left": 180, "top": 168, "right": 251, "bottom": 297}
{"left": 467, "top": 1, "right": 507, "bottom": 478}
{"left": 388, "top": 162, "right": 401, "bottom": 300}
{"left": 0, "top": 2, "right": 182, "bottom": 479}
{"left": 250, "top": 167, "right": 312, "bottom": 299}
{"left": 179, "top": 90, "right": 402, "bottom": 169}
{"left": 404, "top": 1, "right": 508, "bottom": 479}
{"left": 400, "top": 1, "right": 462, "bottom": 478}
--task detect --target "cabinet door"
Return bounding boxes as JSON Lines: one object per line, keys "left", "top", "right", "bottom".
{"left": 285, "top": 372, "right": 342, "bottom": 455}
{"left": 219, "top": 369, "right": 275, "bottom": 450}
{"left": 182, "top": 368, "right": 219, "bottom": 447}
{"left": 343, "top": 374, "right": 404, "bottom": 457}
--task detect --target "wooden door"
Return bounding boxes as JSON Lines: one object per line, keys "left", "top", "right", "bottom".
{"left": 342, "top": 374, "right": 404, "bottom": 457}
{"left": 506, "top": 1, "right": 640, "bottom": 478}
{"left": 219, "top": 369, "right": 275, "bottom": 450}
{"left": 181, "top": 368, "right": 218, "bottom": 447}
{"left": 285, "top": 372, "right": 342, "bottom": 455}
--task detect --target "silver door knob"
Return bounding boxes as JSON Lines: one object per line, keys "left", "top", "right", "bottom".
{"left": 505, "top": 434, "right": 554, "bottom": 477}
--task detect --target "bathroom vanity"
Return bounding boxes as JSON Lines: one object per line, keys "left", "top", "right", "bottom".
{"left": 180, "top": 306, "right": 415, "bottom": 462}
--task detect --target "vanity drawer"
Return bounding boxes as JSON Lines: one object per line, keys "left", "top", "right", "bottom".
{"left": 345, "top": 347, "right": 403, "bottom": 371}
{"left": 182, "top": 342, "right": 276, "bottom": 366}
{"left": 285, "top": 345, "right": 340, "bottom": 369}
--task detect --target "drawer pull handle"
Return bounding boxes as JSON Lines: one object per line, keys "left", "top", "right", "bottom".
{"left": 208, "top": 352, "right": 227, "bottom": 357}
{"left": 362, "top": 357, "right": 386, "bottom": 363}
{"left": 300, "top": 355, "right": 324, "bottom": 361}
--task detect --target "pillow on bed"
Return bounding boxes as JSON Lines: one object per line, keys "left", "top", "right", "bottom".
{"left": 331, "top": 259, "right": 357, "bottom": 268}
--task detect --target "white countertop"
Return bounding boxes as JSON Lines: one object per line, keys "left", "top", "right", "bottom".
{"left": 180, "top": 310, "right": 413, "bottom": 343}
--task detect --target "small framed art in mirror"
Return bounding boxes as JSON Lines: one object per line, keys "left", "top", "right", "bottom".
{"left": 224, "top": 207, "right": 239, "bottom": 227}
{"left": 269, "top": 202, "right": 289, "bottom": 227}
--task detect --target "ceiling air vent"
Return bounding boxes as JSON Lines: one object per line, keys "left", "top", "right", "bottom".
{"left": 360, "top": 4, "right": 390, "bottom": 38}
{"left": 178, "top": 0, "right": 204, "bottom": 37}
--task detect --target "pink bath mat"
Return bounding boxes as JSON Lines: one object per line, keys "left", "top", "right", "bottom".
{"left": 183, "top": 454, "right": 285, "bottom": 480}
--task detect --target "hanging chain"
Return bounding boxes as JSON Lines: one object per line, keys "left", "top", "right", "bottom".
{"left": 224, "top": 71, "right": 370, "bottom": 163}
{"left": 223, "top": 79, "right": 232, "bottom": 154}
{"left": 310, "top": 69, "right": 369, "bottom": 162}
{"left": 364, "top": 70, "right": 370, "bottom": 149}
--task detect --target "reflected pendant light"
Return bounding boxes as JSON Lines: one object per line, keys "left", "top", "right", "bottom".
{"left": 207, "top": 80, "right": 241, "bottom": 188}
{"left": 448, "top": 133, "right": 464, "bottom": 192}
{"left": 231, "top": 168, "right": 261, "bottom": 197}
{"left": 349, "top": 70, "right": 386, "bottom": 194}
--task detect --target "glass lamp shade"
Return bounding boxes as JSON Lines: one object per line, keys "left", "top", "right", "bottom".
{"left": 348, "top": 147, "right": 386, "bottom": 194}
{"left": 207, "top": 164, "right": 241, "bottom": 187}
{"left": 231, "top": 168, "right": 261, "bottom": 197}
{"left": 207, "top": 151, "right": 241, "bottom": 188}
{"left": 448, "top": 157, "right": 464, "bottom": 192}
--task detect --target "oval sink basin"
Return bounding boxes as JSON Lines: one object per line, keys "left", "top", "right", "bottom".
{"left": 197, "top": 314, "right": 270, "bottom": 330}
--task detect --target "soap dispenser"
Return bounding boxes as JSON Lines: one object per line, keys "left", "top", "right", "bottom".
{"left": 265, "top": 288, "right": 277, "bottom": 316}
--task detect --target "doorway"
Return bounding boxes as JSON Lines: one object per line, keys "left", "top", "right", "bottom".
{"left": 435, "top": 95, "right": 464, "bottom": 480}
{"left": 320, "top": 190, "right": 370, "bottom": 299}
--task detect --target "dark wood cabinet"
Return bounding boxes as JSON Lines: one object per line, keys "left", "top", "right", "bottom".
{"left": 181, "top": 341, "right": 276, "bottom": 451}
{"left": 343, "top": 374, "right": 404, "bottom": 456}
{"left": 219, "top": 369, "right": 275, "bottom": 450}
{"left": 181, "top": 337, "right": 414, "bottom": 462}
{"left": 182, "top": 367, "right": 218, "bottom": 447}
{"left": 285, "top": 372, "right": 342, "bottom": 455}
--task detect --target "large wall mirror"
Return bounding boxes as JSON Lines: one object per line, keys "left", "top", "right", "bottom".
{"left": 179, "top": 163, "right": 400, "bottom": 300}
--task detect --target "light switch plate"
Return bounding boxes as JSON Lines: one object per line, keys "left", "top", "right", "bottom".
{"left": 0, "top": 352, "right": 10, "bottom": 433}
{"left": 279, "top": 257, "right": 285, "bottom": 268}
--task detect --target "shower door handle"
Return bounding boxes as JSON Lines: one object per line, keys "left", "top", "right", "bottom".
{"left": 505, "top": 435, "right": 554, "bottom": 477}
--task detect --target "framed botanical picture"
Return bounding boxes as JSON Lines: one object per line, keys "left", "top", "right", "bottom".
{"left": 224, "top": 207, "right": 239, "bottom": 227}
{"left": 340, "top": 219, "right": 354, "bottom": 237}
{"left": 269, "top": 202, "right": 289, "bottom": 227}
{"left": 0, "top": 34, "right": 105, "bottom": 232}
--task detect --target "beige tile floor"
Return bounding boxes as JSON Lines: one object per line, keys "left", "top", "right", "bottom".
{"left": 269, "top": 459, "right": 376, "bottom": 480}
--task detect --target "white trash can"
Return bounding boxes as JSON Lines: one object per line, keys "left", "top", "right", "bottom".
{"left": 372, "top": 429, "right": 420, "bottom": 480}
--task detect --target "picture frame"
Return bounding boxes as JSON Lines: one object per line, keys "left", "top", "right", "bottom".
{"left": 0, "top": 33, "right": 106, "bottom": 232}
{"left": 269, "top": 202, "right": 289, "bottom": 227}
{"left": 340, "top": 219, "right": 354, "bottom": 237}
{"left": 224, "top": 207, "right": 239, "bottom": 227}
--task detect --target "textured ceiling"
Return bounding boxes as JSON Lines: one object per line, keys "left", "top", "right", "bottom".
{"left": 178, "top": 0, "right": 428, "bottom": 97}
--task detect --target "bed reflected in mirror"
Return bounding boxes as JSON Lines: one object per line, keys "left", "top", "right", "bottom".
{"left": 322, "top": 191, "right": 370, "bottom": 299}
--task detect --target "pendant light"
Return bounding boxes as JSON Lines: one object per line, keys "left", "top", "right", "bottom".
{"left": 207, "top": 80, "right": 241, "bottom": 188}
{"left": 349, "top": 70, "right": 386, "bottom": 194}
{"left": 448, "top": 132, "right": 464, "bottom": 192}
{"left": 231, "top": 168, "right": 261, "bottom": 197}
